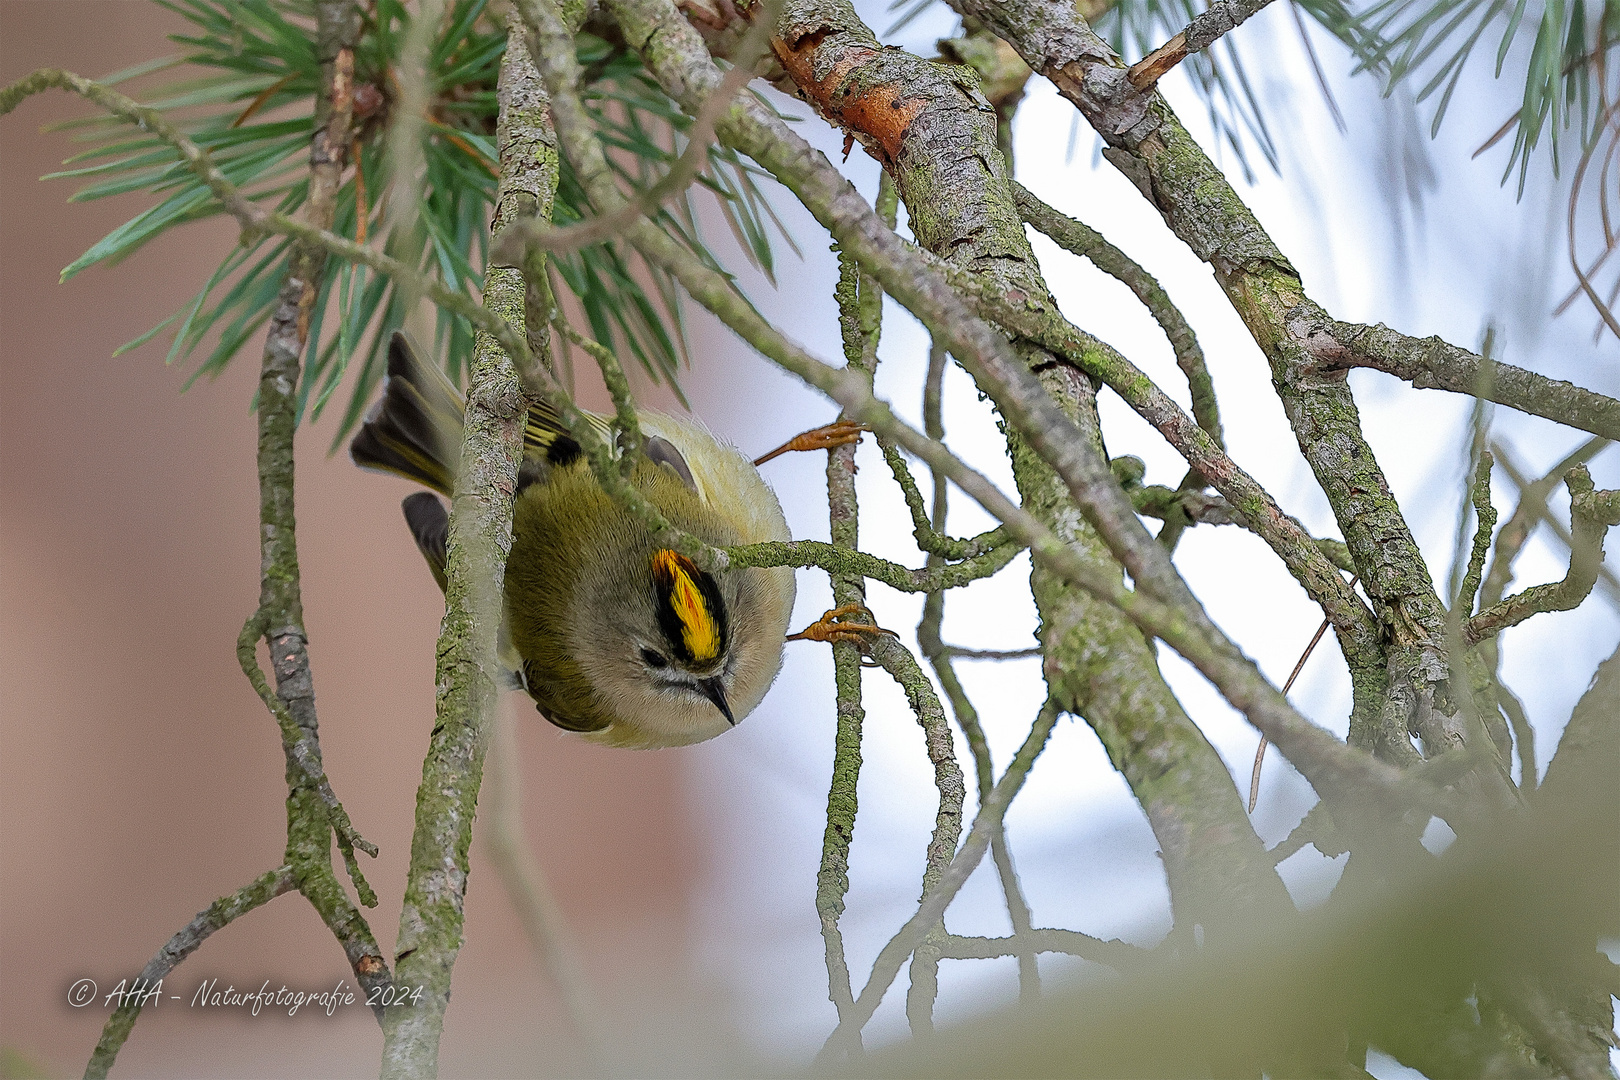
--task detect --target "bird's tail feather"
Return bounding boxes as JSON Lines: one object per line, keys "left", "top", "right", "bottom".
{"left": 348, "top": 332, "right": 464, "bottom": 496}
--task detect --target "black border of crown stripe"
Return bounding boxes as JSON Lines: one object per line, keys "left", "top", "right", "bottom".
{"left": 650, "top": 550, "right": 729, "bottom": 669}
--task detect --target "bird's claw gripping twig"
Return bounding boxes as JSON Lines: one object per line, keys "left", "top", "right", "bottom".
{"left": 786, "top": 604, "right": 899, "bottom": 646}
{"left": 753, "top": 421, "right": 869, "bottom": 466}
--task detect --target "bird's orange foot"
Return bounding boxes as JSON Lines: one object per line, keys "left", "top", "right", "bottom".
{"left": 786, "top": 604, "right": 899, "bottom": 646}
{"left": 753, "top": 421, "right": 869, "bottom": 466}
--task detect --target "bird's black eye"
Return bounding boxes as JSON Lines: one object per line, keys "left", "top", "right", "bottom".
{"left": 640, "top": 647, "right": 669, "bottom": 669}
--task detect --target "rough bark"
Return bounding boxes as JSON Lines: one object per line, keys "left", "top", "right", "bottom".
{"left": 759, "top": 0, "right": 1293, "bottom": 936}
{"left": 380, "top": 18, "right": 556, "bottom": 1078}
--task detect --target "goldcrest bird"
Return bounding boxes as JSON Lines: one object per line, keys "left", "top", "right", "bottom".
{"left": 350, "top": 332, "right": 796, "bottom": 749}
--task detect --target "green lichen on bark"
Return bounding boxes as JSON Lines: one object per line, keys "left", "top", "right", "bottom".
{"left": 775, "top": 0, "right": 1293, "bottom": 932}
{"left": 381, "top": 17, "right": 559, "bottom": 1078}
{"left": 814, "top": 247, "right": 876, "bottom": 1029}
{"left": 1010, "top": 365, "right": 1292, "bottom": 932}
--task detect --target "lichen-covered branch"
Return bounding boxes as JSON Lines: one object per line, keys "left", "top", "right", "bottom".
{"left": 812, "top": 247, "right": 880, "bottom": 1036}
{"left": 1455, "top": 453, "right": 1498, "bottom": 614}
{"left": 1480, "top": 438, "right": 1615, "bottom": 613}
{"left": 861, "top": 633, "right": 966, "bottom": 1037}
{"left": 725, "top": 537, "right": 1022, "bottom": 592}
{"left": 0, "top": 68, "right": 276, "bottom": 231}
{"left": 878, "top": 438, "right": 1011, "bottom": 560}
{"left": 380, "top": 17, "right": 556, "bottom": 1077}
{"left": 1013, "top": 187, "right": 1218, "bottom": 446}
{"left": 1463, "top": 468, "right": 1619, "bottom": 645}
{"left": 819, "top": 700, "right": 1062, "bottom": 1060}
{"left": 84, "top": 867, "right": 296, "bottom": 1079}
{"left": 531, "top": 0, "right": 1426, "bottom": 827}
{"left": 915, "top": 342, "right": 1041, "bottom": 1003}
{"left": 1314, "top": 320, "right": 1620, "bottom": 442}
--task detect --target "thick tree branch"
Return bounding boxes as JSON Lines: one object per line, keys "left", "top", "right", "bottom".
{"left": 942, "top": 0, "right": 1471, "bottom": 761}
{"left": 380, "top": 16, "right": 554, "bottom": 1077}
{"left": 523, "top": 0, "right": 1429, "bottom": 828}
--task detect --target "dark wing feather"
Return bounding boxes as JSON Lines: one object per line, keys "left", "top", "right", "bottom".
{"left": 522, "top": 399, "right": 613, "bottom": 470}
{"left": 349, "top": 333, "right": 465, "bottom": 496}
{"left": 401, "top": 492, "right": 450, "bottom": 594}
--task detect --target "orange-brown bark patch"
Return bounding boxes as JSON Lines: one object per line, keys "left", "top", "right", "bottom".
{"left": 772, "top": 32, "right": 925, "bottom": 163}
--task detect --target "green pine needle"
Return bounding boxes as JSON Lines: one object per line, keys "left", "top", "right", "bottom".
{"left": 51, "top": 0, "right": 793, "bottom": 446}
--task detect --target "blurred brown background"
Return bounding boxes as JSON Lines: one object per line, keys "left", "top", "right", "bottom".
{"left": 0, "top": 4, "right": 744, "bottom": 1075}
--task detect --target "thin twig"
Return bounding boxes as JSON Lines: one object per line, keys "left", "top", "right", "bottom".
{"left": 863, "top": 634, "right": 966, "bottom": 1040}
{"left": 1128, "top": 0, "right": 1277, "bottom": 89}
{"left": 1484, "top": 439, "right": 1619, "bottom": 610}
{"left": 1456, "top": 452, "right": 1498, "bottom": 616}
{"left": 1567, "top": 104, "right": 1620, "bottom": 341}
{"left": 1495, "top": 681, "right": 1538, "bottom": 792}
{"left": 725, "top": 537, "right": 1023, "bottom": 592}
{"left": 84, "top": 867, "right": 297, "bottom": 1079}
{"left": 1013, "top": 183, "right": 1220, "bottom": 448}
{"left": 1248, "top": 581, "right": 1352, "bottom": 813}
{"left": 484, "top": 714, "right": 609, "bottom": 1076}
{"left": 878, "top": 438, "right": 1011, "bottom": 560}
{"left": 944, "top": 645, "right": 1043, "bottom": 660}
{"left": 1464, "top": 467, "right": 1620, "bottom": 645}
{"left": 818, "top": 699, "right": 1063, "bottom": 1061}
{"left": 938, "top": 929, "right": 1146, "bottom": 970}
{"left": 915, "top": 338, "right": 1042, "bottom": 1003}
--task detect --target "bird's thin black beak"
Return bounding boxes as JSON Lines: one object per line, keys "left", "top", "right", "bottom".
{"left": 699, "top": 677, "right": 735, "bottom": 726}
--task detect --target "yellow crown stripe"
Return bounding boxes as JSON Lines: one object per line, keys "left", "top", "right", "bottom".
{"left": 653, "top": 550, "right": 721, "bottom": 662}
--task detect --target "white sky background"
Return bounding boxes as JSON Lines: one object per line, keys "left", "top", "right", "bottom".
{"left": 640, "top": 0, "right": 1620, "bottom": 1066}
